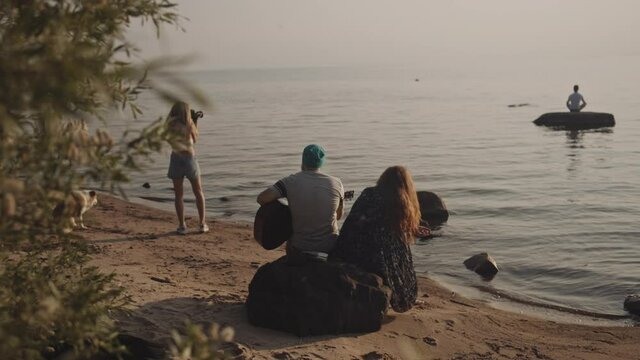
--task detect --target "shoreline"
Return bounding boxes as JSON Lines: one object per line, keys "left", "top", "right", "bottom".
{"left": 125, "top": 193, "right": 635, "bottom": 326}
{"left": 83, "top": 194, "right": 640, "bottom": 359}
{"left": 433, "top": 276, "right": 632, "bottom": 327}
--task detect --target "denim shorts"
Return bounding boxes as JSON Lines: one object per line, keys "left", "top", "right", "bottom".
{"left": 167, "top": 152, "right": 200, "bottom": 181}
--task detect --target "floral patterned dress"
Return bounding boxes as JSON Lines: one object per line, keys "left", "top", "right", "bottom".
{"left": 330, "top": 186, "right": 418, "bottom": 312}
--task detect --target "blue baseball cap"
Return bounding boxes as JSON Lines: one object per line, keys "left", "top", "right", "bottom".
{"left": 302, "top": 144, "right": 325, "bottom": 169}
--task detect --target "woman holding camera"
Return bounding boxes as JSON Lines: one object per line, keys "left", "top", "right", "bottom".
{"left": 330, "top": 166, "right": 421, "bottom": 312}
{"left": 166, "top": 101, "right": 208, "bottom": 234}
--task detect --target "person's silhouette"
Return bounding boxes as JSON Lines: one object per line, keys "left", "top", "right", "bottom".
{"left": 566, "top": 84, "right": 587, "bottom": 112}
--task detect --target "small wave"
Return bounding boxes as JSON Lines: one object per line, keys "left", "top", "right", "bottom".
{"left": 471, "top": 284, "right": 630, "bottom": 320}
{"left": 457, "top": 206, "right": 551, "bottom": 218}
{"left": 138, "top": 196, "right": 194, "bottom": 204}
{"left": 300, "top": 114, "right": 328, "bottom": 119}
{"left": 139, "top": 196, "right": 171, "bottom": 203}
{"left": 444, "top": 187, "right": 519, "bottom": 196}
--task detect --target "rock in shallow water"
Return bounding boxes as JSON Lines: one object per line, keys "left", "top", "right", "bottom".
{"left": 246, "top": 256, "right": 391, "bottom": 336}
{"left": 463, "top": 252, "right": 499, "bottom": 279}
{"left": 533, "top": 112, "right": 615, "bottom": 129}
{"left": 416, "top": 191, "right": 449, "bottom": 227}
{"left": 624, "top": 294, "right": 640, "bottom": 315}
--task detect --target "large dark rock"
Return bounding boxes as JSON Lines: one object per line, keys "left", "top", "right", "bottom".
{"left": 416, "top": 191, "right": 449, "bottom": 227}
{"left": 624, "top": 294, "right": 640, "bottom": 316}
{"left": 464, "top": 252, "right": 499, "bottom": 280}
{"left": 246, "top": 257, "right": 391, "bottom": 336}
{"left": 533, "top": 112, "right": 615, "bottom": 130}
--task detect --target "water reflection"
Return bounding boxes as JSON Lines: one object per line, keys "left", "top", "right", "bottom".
{"left": 565, "top": 129, "right": 585, "bottom": 148}
{"left": 564, "top": 128, "right": 613, "bottom": 175}
{"left": 565, "top": 130, "right": 584, "bottom": 175}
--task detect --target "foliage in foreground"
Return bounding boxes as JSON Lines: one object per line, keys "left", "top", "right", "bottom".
{"left": 0, "top": 250, "right": 128, "bottom": 359}
{"left": 170, "top": 321, "right": 235, "bottom": 360}
{"left": 0, "top": 1, "right": 223, "bottom": 359}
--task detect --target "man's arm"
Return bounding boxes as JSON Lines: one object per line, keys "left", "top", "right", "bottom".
{"left": 580, "top": 96, "right": 587, "bottom": 110}
{"left": 257, "top": 187, "right": 281, "bottom": 205}
{"left": 336, "top": 198, "right": 344, "bottom": 220}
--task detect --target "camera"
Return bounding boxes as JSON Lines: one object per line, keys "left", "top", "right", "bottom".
{"left": 190, "top": 109, "right": 204, "bottom": 125}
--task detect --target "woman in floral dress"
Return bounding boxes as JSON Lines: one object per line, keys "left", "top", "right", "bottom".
{"left": 331, "top": 166, "right": 422, "bottom": 312}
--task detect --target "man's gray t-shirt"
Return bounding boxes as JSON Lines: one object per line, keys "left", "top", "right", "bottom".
{"left": 271, "top": 171, "right": 344, "bottom": 253}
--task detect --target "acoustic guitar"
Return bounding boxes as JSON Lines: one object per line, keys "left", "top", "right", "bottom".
{"left": 253, "top": 190, "right": 354, "bottom": 250}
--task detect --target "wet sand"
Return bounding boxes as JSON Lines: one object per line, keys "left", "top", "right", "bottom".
{"left": 83, "top": 194, "right": 639, "bottom": 359}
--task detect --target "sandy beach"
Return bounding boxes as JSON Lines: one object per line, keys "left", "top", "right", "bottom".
{"left": 83, "top": 194, "right": 639, "bottom": 360}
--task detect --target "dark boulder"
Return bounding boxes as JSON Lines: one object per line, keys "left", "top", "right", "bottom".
{"left": 246, "top": 257, "right": 391, "bottom": 336}
{"left": 416, "top": 191, "right": 449, "bottom": 227}
{"left": 533, "top": 112, "right": 615, "bottom": 130}
{"left": 624, "top": 294, "right": 640, "bottom": 316}
{"left": 464, "top": 252, "right": 499, "bottom": 280}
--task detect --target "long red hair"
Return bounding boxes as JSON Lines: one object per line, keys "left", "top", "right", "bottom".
{"left": 377, "top": 166, "right": 421, "bottom": 244}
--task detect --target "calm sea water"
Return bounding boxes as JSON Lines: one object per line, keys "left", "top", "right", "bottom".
{"left": 112, "top": 65, "right": 640, "bottom": 320}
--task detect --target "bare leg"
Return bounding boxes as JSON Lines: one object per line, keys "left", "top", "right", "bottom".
{"left": 188, "top": 176, "right": 206, "bottom": 225}
{"left": 172, "top": 178, "right": 185, "bottom": 228}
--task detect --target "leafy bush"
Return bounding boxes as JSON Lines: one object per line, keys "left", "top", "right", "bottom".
{"left": 0, "top": 1, "right": 218, "bottom": 359}
{"left": 0, "top": 250, "right": 128, "bottom": 359}
{"left": 170, "top": 321, "right": 234, "bottom": 360}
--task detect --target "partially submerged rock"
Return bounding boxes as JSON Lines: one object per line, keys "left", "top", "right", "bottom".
{"left": 246, "top": 257, "right": 391, "bottom": 336}
{"left": 624, "top": 295, "right": 640, "bottom": 316}
{"left": 464, "top": 253, "right": 499, "bottom": 279}
{"left": 416, "top": 191, "right": 449, "bottom": 227}
{"left": 533, "top": 112, "right": 615, "bottom": 130}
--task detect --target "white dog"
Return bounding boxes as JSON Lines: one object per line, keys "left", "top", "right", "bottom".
{"left": 53, "top": 190, "right": 98, "bottom": 231}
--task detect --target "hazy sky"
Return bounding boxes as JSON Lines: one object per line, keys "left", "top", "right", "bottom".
{"left": 128, "top": 0, "right": 640, "bottom": 70}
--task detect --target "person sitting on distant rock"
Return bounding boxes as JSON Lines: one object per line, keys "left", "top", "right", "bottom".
{"left": 330, "top": 166, "right": 421, "bottom": 313}
{"left": 566, "top": 84, "right": 587, "bottom": 112}
{"left": 257, "top": 144, "right": 344, "bottom": 262}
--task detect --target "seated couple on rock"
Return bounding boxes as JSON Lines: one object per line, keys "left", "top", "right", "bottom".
{"left": 257, "top": 144, "right": 422, "bottom": 313}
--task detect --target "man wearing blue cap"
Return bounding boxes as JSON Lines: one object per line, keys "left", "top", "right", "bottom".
{"left": 257, "top": 144, "right": 344, "bottom": 260}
